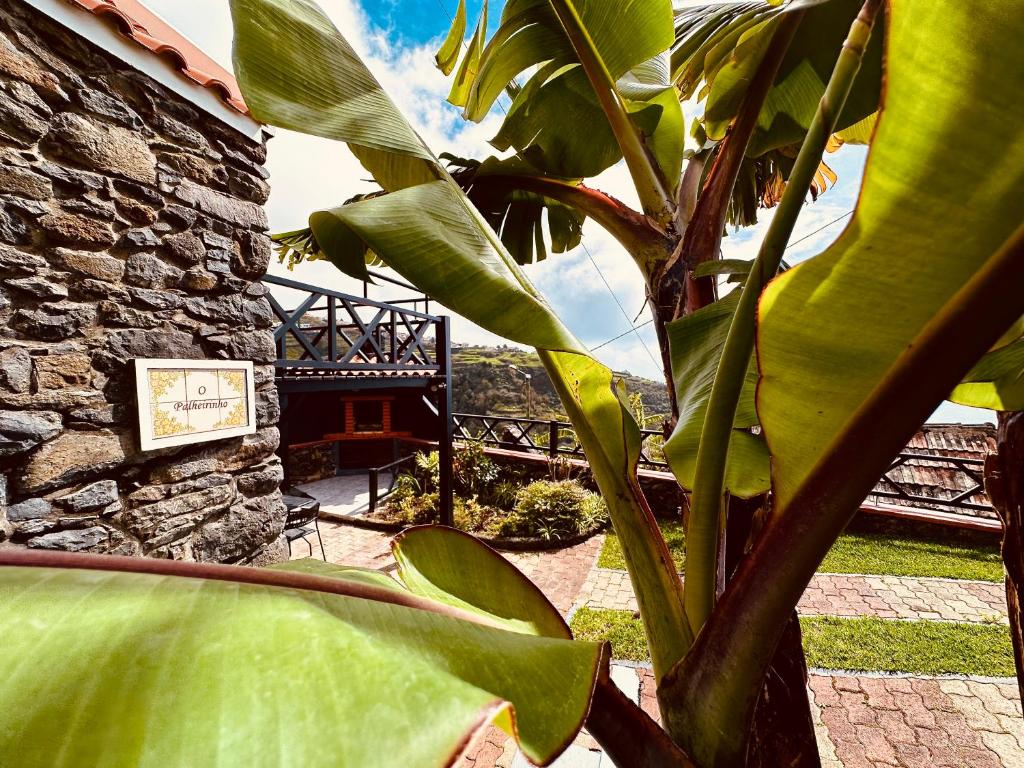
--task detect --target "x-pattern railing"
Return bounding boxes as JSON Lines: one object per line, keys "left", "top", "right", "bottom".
{"left": 452, "top": 413, "right": 668, "bottom": 469}
{"left": 264, "top": 274, "right": 442, "bottom": 372}
{"left": 868, "top": 451, "right": 990, "bottom": 514}
{"left": 454, "top": 412, "right": 995, "bottom": 517}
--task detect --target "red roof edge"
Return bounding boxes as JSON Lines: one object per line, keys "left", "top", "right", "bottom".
{"left": 65, "top": 0, "right": 252, "bottom": 118}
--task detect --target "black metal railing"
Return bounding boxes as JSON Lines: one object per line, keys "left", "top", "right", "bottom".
{"left": 264, "top": 274, "right": 444, "bottom": 373}
{"left": 453, "top": 412, "right": 995, "bottom": 518}
{"left": 452, "top": 413, "right": 668, "bottom": 470}
{"left": 867, "top": 452, "right": 992, "bottom": 516}
{"left": 368, "top": 453, "right": 417, "bottom": 513}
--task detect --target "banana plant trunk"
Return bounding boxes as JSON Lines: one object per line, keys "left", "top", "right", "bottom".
{"left": 649, "top": 298, "right": 820, "bottom": 765}
{"left": 725, "top": 496, "right": 820, "bottom": 768}
{"left": 987, "top": 411, "right": 1024, "bottom": 703}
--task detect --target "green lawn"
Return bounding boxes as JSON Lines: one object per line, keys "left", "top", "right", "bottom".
{"left": 569, "top": 608, "right": 1016, "bottom": 676}
{"left": 598, "top": 519, "right": 1003, "bottom": 582}
{"left": 599, "top": 520, "right": 686, "bottom": 571}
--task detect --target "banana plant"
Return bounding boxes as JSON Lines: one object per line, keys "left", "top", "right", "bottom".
{"left": 3, "top": 0, "right": 1023, "bottom": 767}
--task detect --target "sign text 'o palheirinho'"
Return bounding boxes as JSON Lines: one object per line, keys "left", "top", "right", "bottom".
{"left": 134, "top": 359, "right": 257, "bottom": 451}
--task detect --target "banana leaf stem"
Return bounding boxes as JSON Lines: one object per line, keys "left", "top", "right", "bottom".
{"left": 683, "top": 0, "right": 884, "bottom": 634}
{"left": 547, "top": 0, "right": 675, "bottom": 223}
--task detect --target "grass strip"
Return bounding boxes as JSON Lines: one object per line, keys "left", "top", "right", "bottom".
{"left": 597, "top": 520, "right": 1003, "bottom": 581}
{"left": 599, "top": 520, "right": 685, "bottom": 571}
{"left": 569, "top": 608, "right": 1016, "bottom": 676}
{"left": 819, "top": 529, "right": 1002, "bottom": 582}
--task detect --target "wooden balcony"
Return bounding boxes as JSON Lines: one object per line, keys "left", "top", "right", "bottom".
{"left": 263, "top": 273, "right": 450, "bottom": 392}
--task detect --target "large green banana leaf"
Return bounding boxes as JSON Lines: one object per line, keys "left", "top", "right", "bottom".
{"left": 231, "top": 0, "right": 689, "bottom": 682}
{"left": 674, "top": 0, "right": 883, "bottom": 156}
{"left": 756, "top": 0, "right": 1024, "bottom": 510}
{"left": 666, "top": 2, "right": 1024, "bottom": 763}
{"left": 0, "top": 527, "right": 605, "bottom": 767}
{"left": 231, "top": 0, "right": 440, "bottom": 195}
{"left": 949, "top": 324, "right": 1024, "bottom": 411}
{"left": 664, "top": 291, "right": 769, "bottom": 498}
{"left": 439, "top": 0, "right": 683, "bottom": 187}
{"left": 443, "top": 154, "right": 586, "bottom": 264}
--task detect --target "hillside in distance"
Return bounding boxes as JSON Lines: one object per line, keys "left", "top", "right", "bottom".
{"left": 451, "top": 345, "right": 671, "bottom": 421}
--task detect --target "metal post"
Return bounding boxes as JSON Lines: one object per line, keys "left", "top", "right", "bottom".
{"left": 369, "top": 466, "right": 379, "bottom": 513}
{"left": 280, "top": 393, "right": 291, "bottom": 489}
{"left": 549, "top": 420, "right": 559, "bottom": 459}
{"left": 327, "top": 296, "right": 338, "bottom": 362}
{"left": 437, "top": 316, "right": 454, "bottom": 527}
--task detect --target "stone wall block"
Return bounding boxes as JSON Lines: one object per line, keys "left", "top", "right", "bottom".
{"left": 19, "top": 428, "right": 128, "bottom": 494}
{"left": 233, "top": 231, "right": 272, "bottom": 278}
{"left": 255, "top": 388, "right": 280, "bottom": 428}
{"left": 0, "top": 243, "right": 45, "bottom": 274}
{"left": 0, "top": 206, "right": 30, "bottom": 245}
{"left": 34, "top": 159, "right": 105, "bottom": 192}
{"left": 118, "top": 483, "right": 234, "bottom": 548}
{"left": 56, "top": 479, "right": 120, "bottom": 514}
{"left": 42, "top": 112, "right": 156, "bottom": 185}
{"left": 236, "top": 458, "right": 284, "bottom": 497}
{"left": 161, "top": 231, "right": 205, "bottom": 265}
{"left": 0, "top": 30, "right": 62, "bottom": 94}
{"left": 225, "top": 330, "right": 276, "bottom": 363}
{"left": 38, "top": 210, "right": 115, "bottom": 250}
{"left": 56, "top": 249, "right": 125, "bottom": 282}
{"left": 71, "top": 87, "right": 144, "bottom": 130}
{"left": 124, "top": 251, "right": 183, "bottom": 288}
{"left": 5, "top": 275, "right": 67, "bottom": 300}
{"left": 11, "top": 301, "right": 96, "bottom": 340}
{"left": 193, "top": 494, "right": 285, "bottom": 562}
{"left": 226, "top": 166, "right": 270, "bottom": 205}
{"left": 98, "top": 301, "right": 161, "bottom": 329}
{"left": 208, "top": 427, "right": 279, "bottom": 474}
{"left": 0, "top": 409, "right": 61, "bottom": 455}
{"left": 0, "top": 88, "right": 48, "bottom": 146}
{"left": 27, "top": 526, "right": 138, "bottom": 555}
{"left": 0, "top": 345, "right": 31, "bottom": 392}
{"left": 33, "top": 352, "right": 92, "bottom": 389}
{"left": 103, "top": 328, "right": 198, "bottom": 361}
{"left": 0, "top": 164, "right": 51, "bottom": 199}
{"left": 115, "top": 197, "right": 157, "bottom": 226}
{"left": 174, "top": 178, "right": 268, "bottom": 231}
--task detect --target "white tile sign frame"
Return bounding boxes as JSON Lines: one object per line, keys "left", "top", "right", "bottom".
{"left": 135, "top": 359, "right": 257, "bottom": 452}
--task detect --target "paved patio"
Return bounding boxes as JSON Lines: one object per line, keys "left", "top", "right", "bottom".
{"left": 291, "top": 521, "right": 1024, "bottom": 767}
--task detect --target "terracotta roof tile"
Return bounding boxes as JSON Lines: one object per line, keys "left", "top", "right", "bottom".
{"left": 65, "top": 0, "right": 251, "bottom": 117}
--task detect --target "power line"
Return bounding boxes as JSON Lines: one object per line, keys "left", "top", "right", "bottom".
{"left": 592, "top": 319, "right": 654, "bottom": 351}
{"left": 588, "top": 206, "right": 855, "bottom": 352}
{"left": 785, "top": 209, "right": 853, "bottom": 251}
{"left": 581, "top": 242, "right": 662, "bottom": 370}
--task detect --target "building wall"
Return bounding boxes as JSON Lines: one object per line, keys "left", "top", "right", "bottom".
{"left": 0, "top": 1, "right": 286, "bottom": 564}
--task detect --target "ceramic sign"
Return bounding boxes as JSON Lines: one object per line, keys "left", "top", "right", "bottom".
{"left": 134, "top": 359, "right": 256, "bottom": 451}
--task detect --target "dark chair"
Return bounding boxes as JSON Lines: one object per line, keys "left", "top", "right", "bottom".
{"left": 282, "top": 495, "right": 325, "bottom": 560}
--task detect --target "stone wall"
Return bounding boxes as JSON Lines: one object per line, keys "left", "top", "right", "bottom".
{"left": 0, "top": 1, "right": 286, "bottom": 564}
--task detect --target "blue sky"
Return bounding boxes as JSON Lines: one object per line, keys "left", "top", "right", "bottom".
{"left": 145, "top": 0, "right": 990, "bottom": 424}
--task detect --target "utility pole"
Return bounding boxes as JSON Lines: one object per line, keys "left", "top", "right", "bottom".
{"left": 508, "top": 364, "right": 533, "bottom": 419}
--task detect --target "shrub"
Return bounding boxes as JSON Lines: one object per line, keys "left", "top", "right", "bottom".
{"left": 382, "top": 491, "right": 438, "bottom": 526}
{"left": 483, "top": 479, "right": 520, "bottom": 510}
{"left": 454, "top": 496, "right": 499, "bottom": 532}
{"left": 498, "top": 480, "right": 609, "bottom": 541}
{"left": 453, "top": 442, "right": 499, "bottom": 497}
{"left": 415, "top": 451, "right": 440, "bottom": 491}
